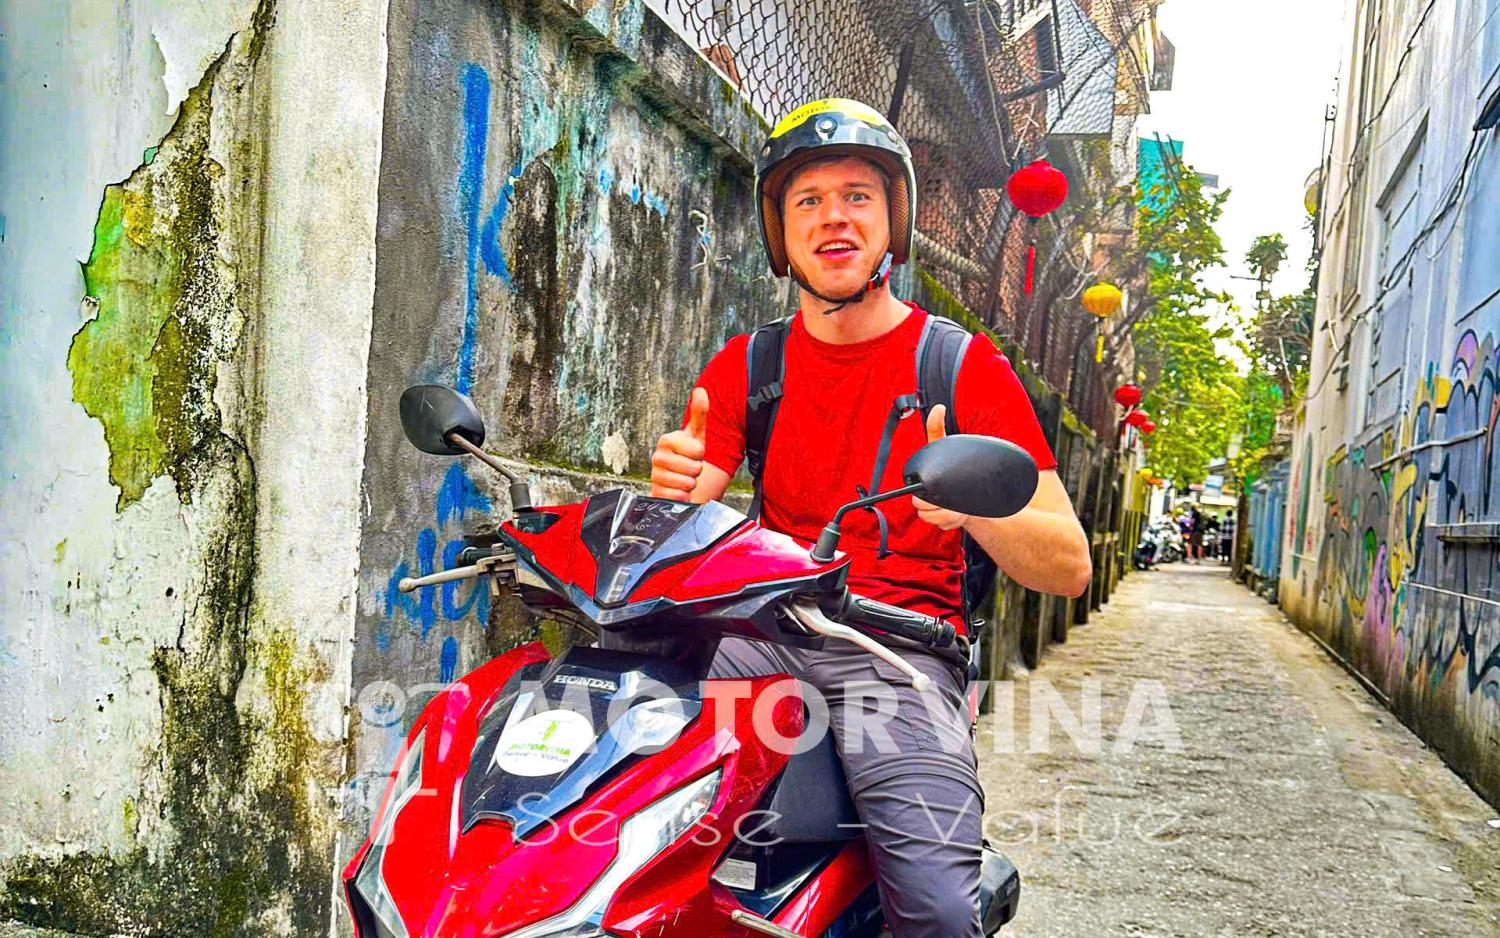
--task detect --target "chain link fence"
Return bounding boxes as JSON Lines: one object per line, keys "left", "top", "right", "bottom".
{"left": 652, "top": 0, "right": 1156, "bottom": 429}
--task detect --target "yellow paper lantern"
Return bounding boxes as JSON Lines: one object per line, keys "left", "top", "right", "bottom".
{"left": 1303, "top": 167, "right": 1322, "bottom": 217}
{"left": 1138, "top": 467, "right": 1153, "bottom": 480}
{"left": 1082, "top": 282, "right": 1123, "bottom": 318}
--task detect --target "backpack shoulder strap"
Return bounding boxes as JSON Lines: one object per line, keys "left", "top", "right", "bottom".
{"left": 744, "top": 317, "right": 791, "bottom": 520}
{"left": 915, "top": 314, "right": 973, "bottom": 435}
{"left": 914, "top": 315, "right": 997, "bottom": 630}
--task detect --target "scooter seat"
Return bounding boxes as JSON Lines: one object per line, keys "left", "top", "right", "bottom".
{"left": 757, "top": 731, "right": 861, "bottom": 844}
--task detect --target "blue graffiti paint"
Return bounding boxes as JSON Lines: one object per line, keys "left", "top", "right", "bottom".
{"left": 480, "top": 158, "right": 523, "bottom": 287}
{"left": 629, "top": 184, "right": 641, "bottom": 204}
{"left": 436, "top": 447, "right": 493, "bottom": 525}
{"left": 383, "top": 529, "right": 438, "bottom": 650}
{"left": 644, "top": 193, "right": 668, "bottom": 217}
{"left": 598, "top": 165, "right": 614, "bottom": 194}
{"left": 440, "top": 636, "right": 459, "bottom": 683}
{"left": 384, "top": 464, "right": 493, "bottom": 649}
{"left": 385, "top": 63, "right": 559, "bottom": 657}
{"left": 457, "top": 64, "right": 491, "bottom": 395}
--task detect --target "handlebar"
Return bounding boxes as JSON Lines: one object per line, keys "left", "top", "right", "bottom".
{"left": 787, "top": 602, "right": 932, "bottom": 692}
{"left": 837, "top": 592, "right": 957, "bottom": 649}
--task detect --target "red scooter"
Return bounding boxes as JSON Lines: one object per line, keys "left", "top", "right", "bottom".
{"left": 343, "top": 385, "right": 1036, "bottom": 937}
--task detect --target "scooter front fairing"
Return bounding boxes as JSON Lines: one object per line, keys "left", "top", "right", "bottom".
{"left": 344, "top": 639, "right": 806, "bottom": 937}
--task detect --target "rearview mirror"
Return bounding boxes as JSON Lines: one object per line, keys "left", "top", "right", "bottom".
{"left": 398, "top": 384, "right": 533, "bottom": 512}
{"left": 903, "top": 435, "right": 1038, "bottom": 519}
{"left": 399, "top": 385, "right": 486, "bottom": 455}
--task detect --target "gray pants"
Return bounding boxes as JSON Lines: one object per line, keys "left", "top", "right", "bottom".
{"left": 709, "top": 637, "right": 983, "bottom": 937}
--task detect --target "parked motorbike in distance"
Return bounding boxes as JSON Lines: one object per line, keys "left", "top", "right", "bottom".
{"left": 1132, "top": 528, "right": 1158, "bottom": 570}
{"left": 343, "top": 385, "right": 1038, "bottom": 938}
{"left": 1157, "top": 521, "right": 1185, "bottom": 565}
{"left": 1133, "top": 519, "right": 1184, "bottom": 569}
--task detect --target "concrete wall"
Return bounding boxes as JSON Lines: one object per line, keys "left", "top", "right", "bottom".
{"left": 1279, "top": 0, "right": 1500, "bottom": 806}
{"left": 0, "top": 0, "right": 388, "bottom": 932}
{"left": 343, "top": 0, "right": 791, "bottom": 846}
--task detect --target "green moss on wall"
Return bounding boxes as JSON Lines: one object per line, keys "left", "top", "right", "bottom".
{"left": 0, "top": 440, "right": 331, "bottom": 937}
{"left": 69, "top": 70, "right": 229, "bottom": 510}
{"left": 3, "top": 3, "right": 334, "bottom": 933}
{"left": 914, "top": 268, "right": 996, "bottom": 342}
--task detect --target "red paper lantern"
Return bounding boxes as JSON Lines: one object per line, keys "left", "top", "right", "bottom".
{"left": 1006, "top": 160, "right": 1069, "bottom": 295}
{"left": 1126, "top": 409, "right": 1150, "bottom": 428}
{"left": 1006, "top": 160, "right": 1070, "bottom": 217}
{"left": 1114, "top": 383, "right": 1142, "bottom": 408}
{"left": 1141, "top": 420, "right": 1157, "bottom": 434}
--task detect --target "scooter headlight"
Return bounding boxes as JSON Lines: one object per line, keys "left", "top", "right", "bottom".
{"left": 503, "top": 769, "right": 722, "bottom": 938}
{"left": 352, "top": 728, "right": 426, "bottom": 938}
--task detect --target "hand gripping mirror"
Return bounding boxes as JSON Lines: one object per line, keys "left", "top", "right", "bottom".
{"left": 902, "top": 435, "right": 1038, "bottom": 518}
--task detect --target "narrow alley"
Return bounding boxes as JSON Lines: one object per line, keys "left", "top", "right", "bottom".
{"left": 980, "top": 563, "right": 1500, "bottom": 936}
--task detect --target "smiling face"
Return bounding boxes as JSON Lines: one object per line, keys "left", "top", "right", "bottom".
{"left": 780, "top": 156, "right": 891, "bottom": 300}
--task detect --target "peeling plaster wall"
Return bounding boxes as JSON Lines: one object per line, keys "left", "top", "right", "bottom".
{"left": 1277, "top": 0, "right": 1500, "bottom": 808}
{"left": 345, "top": 0, "right": 789, "bottom": 850}
{"left": 0, "top": 0, "right": 388, "bottom": 933}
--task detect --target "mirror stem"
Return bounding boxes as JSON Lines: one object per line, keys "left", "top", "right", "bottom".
{"left": 832, "top": 482, "right": 924, "bottom": 526}
{"left": 446, "top": 433, "right": 534, "bottom": 512}
{"left": 809, "top": 482, "right": 924, "bottom": 563}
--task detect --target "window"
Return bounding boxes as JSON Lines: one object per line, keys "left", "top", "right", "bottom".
{"left": 1365, "top": 136, "right": 1422, "bottom": 427}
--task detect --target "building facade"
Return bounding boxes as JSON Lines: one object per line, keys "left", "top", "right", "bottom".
{"left": 1278, "top": 0, "right": 1500, "bottom": 806}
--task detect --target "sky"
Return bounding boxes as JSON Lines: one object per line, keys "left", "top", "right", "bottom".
{"left": 1136, "top": 0, "right": 1349, "bottom": 333}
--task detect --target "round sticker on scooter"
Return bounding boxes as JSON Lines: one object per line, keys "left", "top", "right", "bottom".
{"left": 492, "top": 709, "right": 596, "bottom": 777}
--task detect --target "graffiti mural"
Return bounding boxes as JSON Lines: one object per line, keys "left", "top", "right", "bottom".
{"left": 376, "top": 64, "right": 505, "bottom": 681}
{"left": 382, "top": 462, "right": 492, "bottom": 653}
{"left": 1314, "top": 330, "right": 1499, "bottom": 703}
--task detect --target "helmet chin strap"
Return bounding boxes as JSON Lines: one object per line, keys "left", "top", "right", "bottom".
{"left": 791, "top": 252, "right": 895, "bottom": 316}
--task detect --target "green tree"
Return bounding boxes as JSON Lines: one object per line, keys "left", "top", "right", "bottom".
{"left": 1129, "top": 166, "right": 1243, "bottom": 487}
{"left": 1245, "top": 233, "right": 1288, "bottom": 283}
{"left": 1251, "top": 287, "right": 1313, "bottom": 397}
{"left": 1232, "top": 276, "right": 1314, "bottom": 483}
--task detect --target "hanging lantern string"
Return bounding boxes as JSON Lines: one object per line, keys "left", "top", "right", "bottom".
{"left": 1006, "top": 160, "right": 1068, "bottom": 296}
{"left": 1025, "top": 223, "right": 1038, "bottom": 295}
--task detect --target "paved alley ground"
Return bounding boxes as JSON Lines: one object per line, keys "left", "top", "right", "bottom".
{"left": 978, "top": 562, "right": 1500, "bottom": 937}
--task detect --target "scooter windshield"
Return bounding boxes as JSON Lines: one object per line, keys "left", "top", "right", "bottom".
{"left": 580, "top": 491, "right": 745, "bottom": 606}
{"left": 462, "top": 656, "right": 702, "bottom": 838}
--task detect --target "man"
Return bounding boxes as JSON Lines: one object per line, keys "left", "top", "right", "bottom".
{"left": 1219, "top": 510, "right": 1236, "bottom": 563}
{"left": 649, "top": 99, "right": 1092, "bottom": 936}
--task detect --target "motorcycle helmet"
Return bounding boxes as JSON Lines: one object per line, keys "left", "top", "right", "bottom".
{"left": 755, "top": 98, "right": 916, "bottom": 305}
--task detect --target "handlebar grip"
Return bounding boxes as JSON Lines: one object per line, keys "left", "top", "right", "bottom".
{"left": 839, "top": 593, "right": 956, "bottom": 648}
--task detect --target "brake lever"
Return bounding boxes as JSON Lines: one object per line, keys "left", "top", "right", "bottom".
{"left": 786, "top": 601, "right": 932, "bottom": 692}
{"left": 397, "top": 550, "right": 516, "bottom": 593}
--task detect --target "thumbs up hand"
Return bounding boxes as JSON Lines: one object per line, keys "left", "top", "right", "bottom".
{"left": 925, "top": 403, "right": 948, "bottom": 443}
{"left": 685, "top": 387, "right": 709, "bottom": 443}
{"left": 651, "top": 388, "right": 710, "bottom": 501}
{"left": 913, "top": 404, "right": 970, "bottom": 531}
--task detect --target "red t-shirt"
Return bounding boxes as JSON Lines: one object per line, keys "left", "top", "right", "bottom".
{"left": 688, "top": 303, "right": 1057, "bottom": 627}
